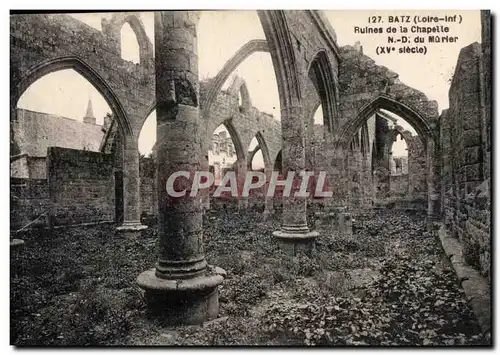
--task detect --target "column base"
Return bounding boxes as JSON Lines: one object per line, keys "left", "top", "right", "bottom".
{"left": 315, "top": 207, "right": 352, "bottom": 237}
{"left": 10, "top": 238, "right": 25, "bottom": 250}
{"left": 262, "top": 208, "right": 271, "bottom": 221}
{"left": 272, "top": 230, "right": 319, "bottom": 255}
{"left": 315, "top": 211, "right": 338, "bottom": 233}
{"left": 339, "top": 212, "right": 353, "bottom": 236}
{"left": 137, "top": 265, "right": 225, "bottom": 325}
{"left": 426, "top": 215, "right": 440, "bottom": 232}
{"left": 116, "top": 221, "right": 148, "bottom": 238}
{"left": 237, "top": 200, "right": 248, "bottom": 213}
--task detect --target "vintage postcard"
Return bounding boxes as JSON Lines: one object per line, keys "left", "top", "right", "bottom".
{"left": 10, "top": 9, "right": 492, "bottom": 347}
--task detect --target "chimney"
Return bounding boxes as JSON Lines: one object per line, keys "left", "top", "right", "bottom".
{"left": 102, "top": 113, "right": 112, "bottom": 133}
{"left": 354, "top": 41, "right": 363, "bottom": 54}
{"left": 83, "top": 98, "right": 96, "bottom": 125}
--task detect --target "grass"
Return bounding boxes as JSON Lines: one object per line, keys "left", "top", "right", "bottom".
{"left": 10, "top": 209, "right": 489, "bottom": 346}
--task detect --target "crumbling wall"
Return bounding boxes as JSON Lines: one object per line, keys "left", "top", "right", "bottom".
{"left": 443, "top": 39, "right": 490, "bottom": 279}
{"left": 10, "top": 13, "right": 155, "bottom": 134}
{"left": 47, "top": 147, "right": 114, "bottom": 226}
{"left": 337, "top": 45, "right": 439, "bottom": 130}
{"left": 406, "top": 136, "right": 427, "bottom": 200}
{"left": 201, "top": 80, "right": 282, "bottom": 168}
{"left": 11, "top": 147, "right": 117, "bottom": 229}
{"left": 10, "top": 177, "right": 51, "bottom": 231}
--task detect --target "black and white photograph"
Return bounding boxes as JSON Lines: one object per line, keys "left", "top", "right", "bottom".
{"left": 8, "top": 7, "right": 493, "bottom": 347}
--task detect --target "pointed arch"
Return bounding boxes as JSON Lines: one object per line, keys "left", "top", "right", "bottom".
{"left": 273, "top": 149, "right": 283, "bottom": 174}
{"left": 247, "top": 145, "right": 261, "bottom": 171}
{"left": 120, "top": 22, "right": 140, "bottom": 63}
{"left": 13, "top": 56, "right": 133, "bottom": 139}
{"left": 308, "top": 50, "right": 339, "bottom": 133}
{"left": 102, "top": 13, "right": 153, "bottom": 65}
{"left": 202, "top": 39, "right": 269, "bottom": 116}
{"left": 221, "top": 119, "right": 246, "bottom": 164}
{"left": 229, "top": 76, "right": 252, "bottom": 114}
{"left": 254, "top": 131, "right": 271, "bottom": 170}
{"left": 247, "top": 131, "right": 272, "bottom": 171}
{"left": 336, "top": 95, "right": 434, "bottom": 149}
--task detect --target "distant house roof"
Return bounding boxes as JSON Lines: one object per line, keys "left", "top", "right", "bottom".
{"left": 12, "top": 108, "right": 104, "bottom": 157}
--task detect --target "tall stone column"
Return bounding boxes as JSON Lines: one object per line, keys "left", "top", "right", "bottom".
{"left": 427, "top": 138, "right": 441, "bottom": 230}
{"left": 327, "top": 144, "right": 348, "bottom": 209}
{"left": 272, "top": 106, "right": 318, "bottom": 254}
{"left": 137, "top": 11, "right": 224, "bottom": 325}
{"left": 201, "top": 154, "right": 210, "bottom": 211}
{"left": 262, "top": 166, "right": 274, "bottom": 219}
{"left": 116, "top": 137, "right": 147, "bottom": 237}
{"left": 348, "top": 144, "right": 363, "bottom": 209}
{"left": 236, "top": 159, "right": 248, "bottom": 211}
{"left": 360, "top": 150, "right": 372, "bottom": 207}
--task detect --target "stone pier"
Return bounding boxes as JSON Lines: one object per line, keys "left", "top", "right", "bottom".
{"left": 262, "top": 166, "right": 274, "bottom": 220}
{"left": 315, "top": 206, "right": 352, "bottom": 237}
{"left": 116, "top": 138, "right": 148, "bottom": 237}
{"left": 272, "top": 106, "right": 318, "bottom": 254}
{"left": 137, "top": 11, "right": 224, "bottom": 325}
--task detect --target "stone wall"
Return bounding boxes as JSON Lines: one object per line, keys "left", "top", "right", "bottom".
{"left": 481, "top": 10, "right": 491, "bottom": 182}
{"left": 10, "top": 146, "right": 162, "bottom": 229}
{"left": 11, "top": 157, "right": 29, "bottom": 178}
{"left": 47, "top": 147, "right": 114, "bottom": 226}
{"left": 337, "top": 45, "right": 439, "bottom": 132}
{"left": 10, "top": 177, "right": 51, "bottom": 231}
{"left": 27, "top": 157, "right": 47, "bottom": 179}
{"left": 406, "top": 136, "right": 427, "bottom": 200}
{"left": 442, "top": 32, "right": 491, "bottom": 279}
{"left": 139, "top": 156, "right": 157, "bottom": 216}
{"left": 10, "top": 13, "right": 155, "bottom": 137}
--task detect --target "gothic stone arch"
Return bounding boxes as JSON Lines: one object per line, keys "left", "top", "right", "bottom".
{"left": 101, "top": 12, "right": 154, "bottom": 67}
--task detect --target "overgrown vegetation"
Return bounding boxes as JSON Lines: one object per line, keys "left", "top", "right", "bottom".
{"left": 10, "top": 209, "right": 490, "bottom": 346}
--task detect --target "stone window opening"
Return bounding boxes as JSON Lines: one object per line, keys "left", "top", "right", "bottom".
{"left": 120, "top": 22, "right": 141, "bottom": 64}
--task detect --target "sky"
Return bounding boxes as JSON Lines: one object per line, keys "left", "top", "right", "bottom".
{"left": 16, "top": 10, "right": 481, "bottom": 159}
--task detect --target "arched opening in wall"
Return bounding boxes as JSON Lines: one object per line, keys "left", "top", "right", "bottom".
{"left": 208, "top": 123, "right": 244, "bottom": 210}
{"left": 247, "top": 137, "right": 265, "bottom": 172}
{"left": 120, "top": 22, "right": 141, "bottom": 64}
{"left": 311, "top": 105, "right": 325, "bottom": 152}
{"left": 218, "top": 52, "right": 279, "bottom": 118}
{"left": 139, "top": 109, "right": 156, "bottom": 157}
{"left": 138, "top": 109, "right": 157, "bottom": 223}
{"left": 369, "top": 108, "right": 424, "bottom": 207}
{"left": 274, "top": 150, "right": 283, "bottom": 175}
{"left": 209, "top": 124, "right": 240, "bottom": 185}
{"left": 246, "top": 135, "right": 269, "bottom": 211}
{"left": 12, "top": 68, "right": 123, "bottom": 228}
{"left": 389, "top": 132, "right": 409, "bottom": 198}
{"left": 14, "top": 69, "right": 112, "bottom": 179}
{"left": 236, "top": 81, "right": 251, "bottom": 114}
{"left": 308, "top": 51, "right": 337, "bottom": 133}
{"left": 313, "top": 105, "right": 324, "bottom": 126}
{"left": 339, "top": 96, "right": 432, "bottom": 212}
{"left": 197, "top": 11, "right": 281, "bottom": 119}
